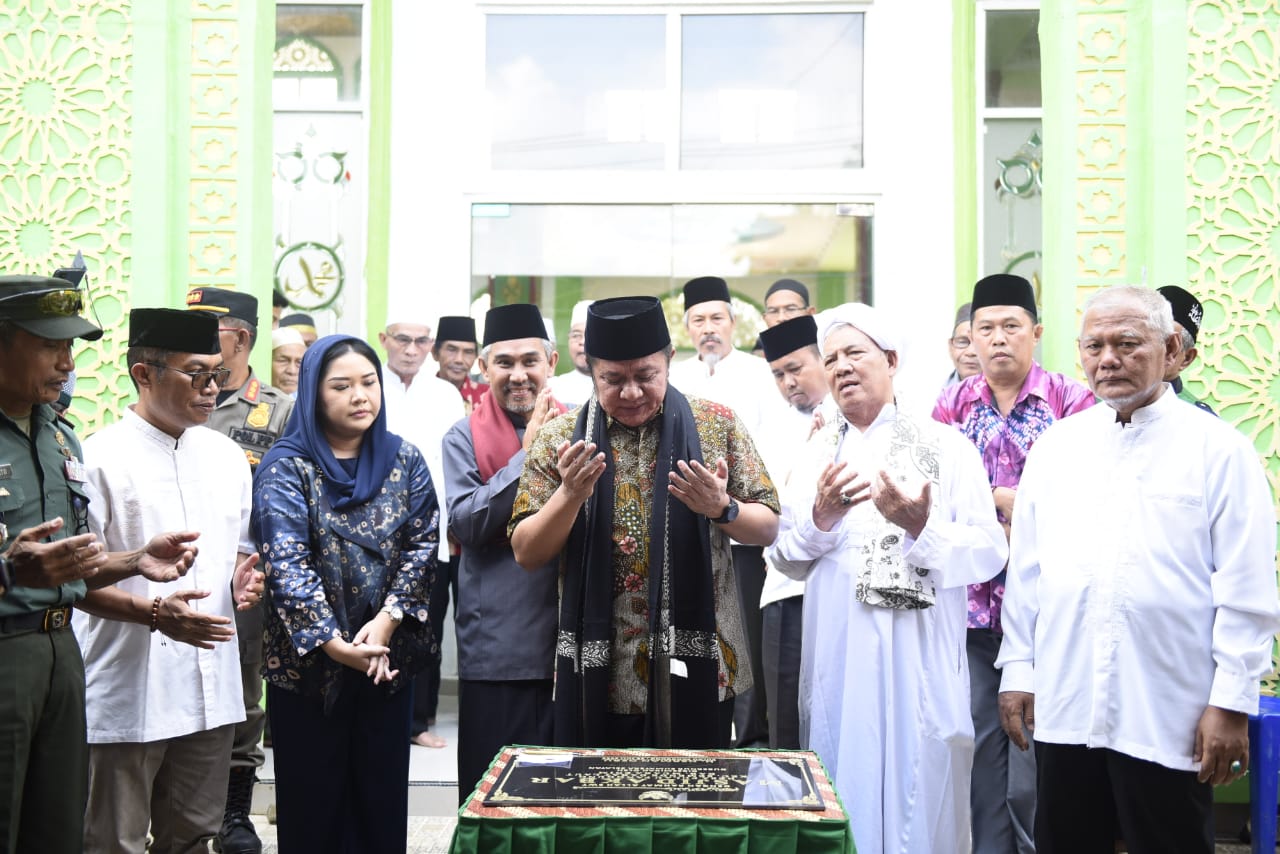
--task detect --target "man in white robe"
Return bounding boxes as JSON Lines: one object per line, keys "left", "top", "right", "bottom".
{"left": 996, "top": 286, "right": 1280, "bottom": 852}
{"left": 766, "top": 303, "right": 1007, "bottom": 854}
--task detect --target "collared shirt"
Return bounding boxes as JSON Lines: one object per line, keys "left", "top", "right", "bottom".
{"left": 668, "top": 348, "right": 788, "bottom": 446}
{"left": 77, "top": 409, "right": 252, "bottom": 743}
{"left": 1171, "top": 376, "right": 1216, "bottom": 415}
{"left": 511, "top": 397, "right": 780, "bottom": 712}
{"left": 932, "top": 363, "right": 1095, "bottom": 631}
{"left": 0, "top": 404, "right": 89, "bottom": 617}
{"left": 442, "top": 411, "right": 559, "bottom": 681}
{"left": 758, "top": 398, "right": 831, "bottom": 608}
{"left": 382, "top": 370, "right": 465, "bottom": 563}
{"left": 997, "top": 389, "right": 1280, "bottom": 771}
{"left": 205, "top": 370, "right": 294, "bottom": 471}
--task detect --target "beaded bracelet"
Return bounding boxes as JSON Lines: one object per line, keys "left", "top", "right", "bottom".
{"left": 149, "top": 596, "right": 162, "bottom": 632}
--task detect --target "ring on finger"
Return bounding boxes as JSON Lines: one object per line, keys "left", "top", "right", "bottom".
{"left": 1230, "top": 759, "right": 1243, "bottom": 774}
{"left": 840, "top": 493, "right": 853, "bottom": 506}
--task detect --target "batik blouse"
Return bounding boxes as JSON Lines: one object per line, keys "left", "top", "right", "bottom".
{"left": 252, "top": 441, "right": 439, "bottom": 707}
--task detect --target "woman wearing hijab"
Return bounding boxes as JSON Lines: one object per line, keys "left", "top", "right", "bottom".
{"left": 252, "top": 335, "right": 438, "bottom": 853}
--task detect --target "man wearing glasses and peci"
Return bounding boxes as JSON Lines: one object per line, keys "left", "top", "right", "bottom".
{"left": 762, "top": 279, "right": 818, "bottom": 328}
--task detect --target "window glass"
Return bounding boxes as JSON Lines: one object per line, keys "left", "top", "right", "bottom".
{"left": 985, "top": 10, "right": 1041, "bottom": 108}
{"left": 274, "top": 5, "right": 363, "bottom": 105}
{"left": 486, "top": 15, "right": 666, "bottom": 170}
{"left": 681, "top": 14, "right": 864, "bottom": 170}
{"left": 471, "top": 203, "right": 872, "bottom": 357}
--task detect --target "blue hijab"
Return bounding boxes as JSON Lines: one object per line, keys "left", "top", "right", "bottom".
{"left": 257, "top": 334, "right": 403, "bottom": 511}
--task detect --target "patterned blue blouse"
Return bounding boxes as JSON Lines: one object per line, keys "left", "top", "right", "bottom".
{"left": 252, "top": 441, "right": 439, "bottom": 707}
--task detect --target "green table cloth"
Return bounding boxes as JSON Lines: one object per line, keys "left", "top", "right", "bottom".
{"left": 450, "top": 747, "right": 855, "bottom": 854}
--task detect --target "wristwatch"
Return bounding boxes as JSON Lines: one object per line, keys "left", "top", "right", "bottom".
{"left": 710, "top": 497, "right": 740, "bottom": 525}
{"left": 380, "top": 604, "right": 404, "bottom": 624}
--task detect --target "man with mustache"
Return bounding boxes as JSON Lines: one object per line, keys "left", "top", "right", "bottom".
{"left": 997, "top": 285, "right": 1279, "bottom": 853}
{"left": 75, "top": 308, "right": 264, "bottom": 854}
{"left": 0, "top": 275, "right": 200, "bottom": 854}
{"left": 510, "top": 296, "right": 780, "bottom": 750}
{"left": 668, "top": 276, "right": 787, "bottom": 749}
{"left": 442, "top": 304, "right": 564, "bottom": 803}
{"left": 755, "top": 314, "right": 832, "bottom": 749}
{"left": 187, "top": 287, "right": 293, "bottom": 854}
{"left": 433, "top": 316, "right": 488, "bottom": 415}
{"left": 932, "top": 274, "right": 1094, "bottom": 854}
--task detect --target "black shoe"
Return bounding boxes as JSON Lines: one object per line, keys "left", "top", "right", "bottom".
{"left": 214, "top": 767, "right": 262, "bottom": 854}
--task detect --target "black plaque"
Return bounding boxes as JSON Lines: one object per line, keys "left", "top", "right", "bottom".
{"left": 483, "top": 750, "right": 824, "bottom": 810}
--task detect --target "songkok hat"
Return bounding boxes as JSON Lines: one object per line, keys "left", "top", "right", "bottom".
{"left": 482, "top": 304, "right": 546, "bottom": 347}
{"left": 765, "top": 278, "right": 811, "bottom": 306}
{"left": 759, "top": 314, "right": 818, "bottom": 362}
{"left": 1157, "top": 285, "right": 1204, "bottom": 342}
{"left": 0, "top": 275, "right": 103, "bottom": 341}
{"left": 816, "top": 303, "right": 899, "bottom": 354}
{"left": 186, "top": 287, "right": 259, "bottom": 325}
{"left": 278, "top": 312, "right": 317, "bottom": 334}
{"left": 129, "top": 308, "right": 220, "bottom": 355}
{"left": 953, "top": 302, "right": 972, "bottom": 328}
{"left": 682, "top": 276, "right": 731, "bottom": 313}
{"left": 271, "top": 327, "right": 305, "bottom": 350}
{"left": 585, "top": 297, "right": 671, "bottom": 361}
{"left": 272, "top": 288, "right": 289, "bottom": 309}
{"left": 570, "top": 299, "right": 593, "bottom": 327}
{"left": 970, "top": 274, "right": 1037, "bottom": 321}
{"left": 435, "top": 315, "right": 477, "bottom": 345}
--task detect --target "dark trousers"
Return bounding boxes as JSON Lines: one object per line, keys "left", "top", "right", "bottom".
{"left": 267, "top": 675, "right": 413, "bottom": 854}
{"left": 410, "top": 557, "right": 454, "bottom": 736}
{"left": 968, "top": 628, "right": 1035, "bottom": 853}
{"left": 229, "top": 600, "right": 265, "bottom": 770}
{"left": 1034, "top": 742, "right": 1212, "bottom": 854}
{"left": 761, "top": 595, "right": 803, "bottom": 750}
{"left": 731, "top": 545, "right": 768, "bottom": 748}
{"left": 0, "top": 628, "right": 87, "bottom": 854}
{"left": 457, "top": 679, "right": 553, "bottom": 806}
{"left": 600, "top": 698, "right": 735, "bottom": 749}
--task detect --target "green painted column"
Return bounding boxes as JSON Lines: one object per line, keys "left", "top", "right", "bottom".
{"left": 364, "top": 0, "right": 392, "bottom": 348}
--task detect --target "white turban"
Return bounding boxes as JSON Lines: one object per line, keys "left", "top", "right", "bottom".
{"left": 271, "top": 327, "right": 305, "bottom": 350}
{"left": 816, "top": 302, "right": 899, "bottom": 355}
{"left": 570, "top": 299, "right": 594, "bottom": 327}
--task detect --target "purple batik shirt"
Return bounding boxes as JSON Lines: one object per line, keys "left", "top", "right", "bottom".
{"left": 932, "top": 363, "right": 1095, "bottom": 632}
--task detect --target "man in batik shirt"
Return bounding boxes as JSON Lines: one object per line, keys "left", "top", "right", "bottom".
{"left": 932, "top": 273, "right": 1094, "bottom": 854}
{"left": 510, "top": 296, "right": 780, "bottom": 750}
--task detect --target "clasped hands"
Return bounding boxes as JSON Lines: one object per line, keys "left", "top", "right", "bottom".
{"left": 811, "top": 461, "right": 931, "bottom": 536}
{"left": 325, "top": 609, "right": 401, "bottom": 685}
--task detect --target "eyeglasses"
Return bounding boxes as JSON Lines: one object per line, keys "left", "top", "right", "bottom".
{"left": 764, "top": 304, "right": 807, "bottom": 319}
{"left": 391, "top": 334, "right": 432, "bottom": 348}
{"left": 146, "top": 363, "right": 232, "bottom": 390}
{"left": 949, "top": 336, "right": 972, "bottom": 350}
{"left": 0, "top": 288, "right": 85, "bottom": 317}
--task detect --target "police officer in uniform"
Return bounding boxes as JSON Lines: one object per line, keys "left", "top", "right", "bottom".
{"left": 186, "top": 287, "right": 293, "bottom": 854}
{"left": 0, "top": 274, "right": 198, "bottom": 854}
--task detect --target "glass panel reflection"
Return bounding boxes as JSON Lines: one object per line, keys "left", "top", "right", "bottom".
{"left": 486, "top": 15, "right": 666, "bottom": 170}
{"left": 274, "top": 4, "right": 363, "bottom": 104}
{"left": 985, "top": 10, "right": 1041, "bottom": 108}
{"left": 681, "top": 14, "right": 864, "bottom": 170}
{"left": 470, "top": 202, "right": 872, "bottom": 361}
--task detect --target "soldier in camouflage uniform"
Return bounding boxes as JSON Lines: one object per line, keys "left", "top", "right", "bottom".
{"left": 186, "top": 287, "right": 293, "bottom": 854}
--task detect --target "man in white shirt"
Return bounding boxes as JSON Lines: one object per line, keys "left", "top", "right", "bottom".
{"left": 766, "top": 303, "right": 1007, "bottom": 854}
{"left": 75, "top": 308, "right": 264, "bottom": 854}
{"left": 378, "top": 316, "right": 465, "bottom": 749}
{"left": 996, "top": 285, "right": 1280, "bottom": 853}
{"left": 549, "top": 299, "right": 594, "bottom": 408}
{"left": 756, "top": 314, "right": 830, "bottom": 749}
{"left": 669, "top": 275, "right": 787, "bottom": 748}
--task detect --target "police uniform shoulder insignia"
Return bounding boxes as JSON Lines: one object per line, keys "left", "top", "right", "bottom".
{"left": 246, "top": 402, "right": 271, "bottom": 429}
{"left": 243, "top": 378, "right": 261, "bottom": 404}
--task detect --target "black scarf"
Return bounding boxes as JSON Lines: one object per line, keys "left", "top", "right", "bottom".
{"left": 553, "top": 387, "right": 721, "bottom": 748}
